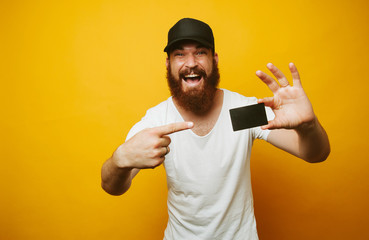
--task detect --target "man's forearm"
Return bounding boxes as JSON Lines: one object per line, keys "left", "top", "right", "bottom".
{"left": 295, "top": 117, "right": 330, "bottom": 163}
{"left": 101, "top": 156, "right": 134, "bottom": 196}
{"left": 267, "top": 117, "right": 330, "bottom": 163}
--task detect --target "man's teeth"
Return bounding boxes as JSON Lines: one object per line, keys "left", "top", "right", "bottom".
{"left": 185, "top": 74, "right": 200, "bottom": 78}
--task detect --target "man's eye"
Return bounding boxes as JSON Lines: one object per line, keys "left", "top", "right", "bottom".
{"left": 175, "top": 53, "right": 184, "bottom": 56}
{"left": 197, "top": 51, "right": 206, "bottom": 55}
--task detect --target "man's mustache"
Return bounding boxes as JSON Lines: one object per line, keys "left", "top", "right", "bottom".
{"left": 179, "top": 67, "right": 207, "bottom": 79}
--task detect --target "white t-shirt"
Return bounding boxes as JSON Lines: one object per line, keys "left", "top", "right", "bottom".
{"left": 126, "top": 89, "right": 274, "bottom": 240}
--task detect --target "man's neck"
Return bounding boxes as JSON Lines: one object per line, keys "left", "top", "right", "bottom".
{"left": 173, "top": 89, "right": 224, "bottom": 136}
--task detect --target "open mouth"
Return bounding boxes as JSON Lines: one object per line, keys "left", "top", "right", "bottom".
{"left": 182, "top": 74, "right": 203, "bottom": 86}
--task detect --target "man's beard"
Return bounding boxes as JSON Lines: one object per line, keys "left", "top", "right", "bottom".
{"left": 166, "top": 59, "right": 220, "bottom": 115}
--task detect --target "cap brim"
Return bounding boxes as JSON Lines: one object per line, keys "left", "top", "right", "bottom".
{"left": 164, "top": 37, "right": 214, "bottom": 52}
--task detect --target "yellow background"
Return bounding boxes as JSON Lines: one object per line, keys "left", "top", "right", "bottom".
{"left": 1, "top": 0, "right": 368, "bottom": 239}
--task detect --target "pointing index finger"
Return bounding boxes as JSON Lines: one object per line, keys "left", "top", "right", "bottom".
{"left": 155, "top": 122, "right": 194, "bottom": 136}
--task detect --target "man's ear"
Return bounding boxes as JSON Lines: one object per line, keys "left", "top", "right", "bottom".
{"left": 213, "top": 52, "right": 219, "bottom": 65}
{"left": 166, "top": 57, "right": 169, "bottom": 69}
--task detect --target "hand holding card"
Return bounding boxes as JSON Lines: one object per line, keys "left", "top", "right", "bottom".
{"left": 256, "top": 63, "right": 315, "bottom": 130}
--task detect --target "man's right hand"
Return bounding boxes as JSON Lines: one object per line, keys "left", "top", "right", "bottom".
{"left": 112, "top": 122, "right": 194, "bottom": 169}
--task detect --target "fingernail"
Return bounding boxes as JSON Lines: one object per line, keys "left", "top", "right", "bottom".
{"left": 187, "top": 122, "right": 194, "bottom": 128}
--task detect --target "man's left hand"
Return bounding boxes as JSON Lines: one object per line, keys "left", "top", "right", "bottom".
{"left": 256, "top": 63, "right": 315, "bottom": 130}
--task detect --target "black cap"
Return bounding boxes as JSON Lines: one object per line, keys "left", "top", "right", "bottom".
{"left": 164, "top": 18, "right": 214, "bottom": 52}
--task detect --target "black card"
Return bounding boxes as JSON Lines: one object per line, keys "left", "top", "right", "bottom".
{"left": 229, "top": 103, "right": 268, "bottom": 131}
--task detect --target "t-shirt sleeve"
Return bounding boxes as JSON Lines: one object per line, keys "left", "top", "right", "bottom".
{"left": 125, "top": 100, "right": 169, "bottom": 141}
{"left": 252, "top": 106, "right": 275, "bottom": 140}
{"left": 125, "top": 114, "right": 153, "bottom": 141}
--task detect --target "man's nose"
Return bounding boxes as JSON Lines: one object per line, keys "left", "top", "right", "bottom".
{"left": 184, "top": 54, "right": 197, "bottom": 68}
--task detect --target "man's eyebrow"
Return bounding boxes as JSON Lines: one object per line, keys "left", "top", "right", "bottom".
{"left": 173, "top": 46, "right": 184, "bottom": 51}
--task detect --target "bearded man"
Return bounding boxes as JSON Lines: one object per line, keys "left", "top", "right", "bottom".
{"left": 101, "top": 18, "right": 330, "bottom": 239}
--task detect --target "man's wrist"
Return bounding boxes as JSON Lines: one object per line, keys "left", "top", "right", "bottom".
{"left": 295, "top": 117, "right": 319, "bottom": 134}
{"left": 111, "top": 145, "right": 134, "bottom": 170}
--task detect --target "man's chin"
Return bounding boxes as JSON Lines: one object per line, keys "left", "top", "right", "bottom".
{"left": 181, "top": 88, "right": 203, "bottom": 99}
{"left": 173, "top": 85, "right": 217, "bottom": 114}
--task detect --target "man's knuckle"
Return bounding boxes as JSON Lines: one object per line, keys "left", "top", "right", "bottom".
{"left": 148, "top": 128, "right": 157, "bottom": 135}
{"left": 153, "top": 139, "right": 161, "bottom": 148}
{"left": 151, "top": 149, "right": 161, "bottom": 158}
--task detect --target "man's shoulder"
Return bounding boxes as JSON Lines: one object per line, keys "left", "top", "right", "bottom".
{"left": 145, "top": 97, "right": 172, "bottom": 116}
{"left": 139, "top": 97, "right": 173, "bottom": 125}
{"left": 222, "top": 89, "right": 258, "bottom": 107}
{"left": 125, "top": 97, "right": 172, "bottom": 140}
